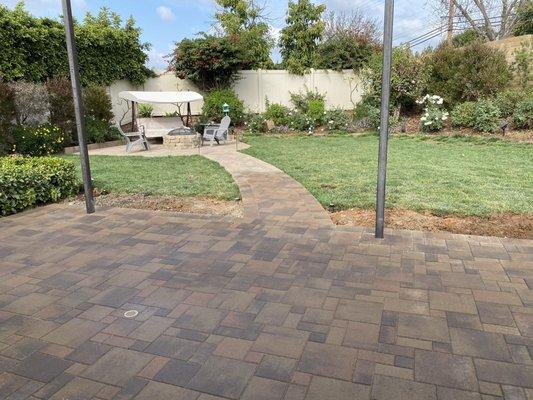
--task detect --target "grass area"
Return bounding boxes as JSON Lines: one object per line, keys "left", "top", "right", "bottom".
{"left": 242, "top": 134, "right": 533, "bottom": 216}
{"left": 63, "top": 155, "right": 240, "bottom": 200}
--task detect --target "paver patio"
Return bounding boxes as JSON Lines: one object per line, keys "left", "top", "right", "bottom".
{"left": 0, "top": 145, "right": 532, "bottom": 399}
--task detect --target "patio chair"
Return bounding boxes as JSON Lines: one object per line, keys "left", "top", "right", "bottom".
{"left": 117, "top": 124, "right": 150, "bottom": 153}
{"left": 203, "top": 116, "right": 231, "bottom": 146}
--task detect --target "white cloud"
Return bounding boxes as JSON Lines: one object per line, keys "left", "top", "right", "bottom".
{"left": 156, "top": 5, "right": 176, "bottom": 22}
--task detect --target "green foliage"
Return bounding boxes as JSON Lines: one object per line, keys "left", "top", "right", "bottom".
{"left": 324, "top": 108, "right": 350, "bottom": 131}
{"left": 512, "top": 98, "right": 533, "bottom": 129}
{"left": 279, "top": 0, "right": 326, "bottom": 74}
{"left": 0, "top": 4, "right": 152, "bottom": 86}
{"left": 173, "top": 34, "right": 249, "bottom": 91}
{"left": 494, "top": 89, "right": 528, "bottom": 118}
{"left": 0, "top": 155, "right": 78, "bottom": 216}
{"left": 138, "top": 104, "right": 153, "bottom": 118}
{"left": 426, "top": 43, "right": 512, "bottom": 106}
{"left": 353, "top": 102, "right": 381, "bottom": 129}
{"left": 418, "top": 95, "right": 448, "bottom": 133}
{"left": 244, "top": 113, "right": 266, "bottom": 133}
{"left": 472, "top": 100, "right": 501, "bottom": 133}
{"left": 452, "top": 29, "right": 482, "bottom": 47}
{"left": 85, "top": 117, "right": 120, "bottom": 144}
{"left": 264, "top": 103, "right": 291, "bottom": 126}
{"left": 46, "top": 77, "right": 75, "bottom": 142}
{"left": 513, "top": 40, "right": 532, "bottom": 91}
{"left": 315, "top": 34, "right": 374, "bottom": 71}
{"left": 306, "top": 99, "right": 325, "bottom": 125}
{"left": 84, "top": 86, "right": 113, "bottom": 123}
{"left": 0, "top": 81, "right": 16, "bottom": 155}
{"left": 451, "top": 101, "right": 476, "bottom": 128}
{"left": 362, "top": 47, "right": 429, "bottom": 113}
{"left": 287, "top": 111, "right": 315, "bottom": 132}
{"left": 201, "top": 89, "right": 245, "bottom": 125}
{"left": 513, "top": 0, "right": 533, "bottom": 36}
{"left": 214, "top": 0, "right": 274, "bottom": 68}
{"left": 11, "top": 124, "right": 65, "bottom": 156}
{"left": 290, "top": 87, "right": 326, "bottom": 113}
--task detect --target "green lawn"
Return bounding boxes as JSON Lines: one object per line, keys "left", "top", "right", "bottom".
{"left": 63, "top": 155, "right": 240, "bottom": 200}
{"left": 243, "top": 134, "right": 533, "bottom": 216}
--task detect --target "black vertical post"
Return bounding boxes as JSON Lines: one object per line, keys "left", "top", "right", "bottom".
{"left": 375, "top": 0, "right": 394, "bottom": 238}
{"left": 62, "top": 0, "right": 94, "bottom": 214}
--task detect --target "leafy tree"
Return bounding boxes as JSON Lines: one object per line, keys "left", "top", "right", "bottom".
{"left": 513, "top": 0, "right": 533, "bottom": 36}
{"left": 173, "top": 34, "right": 250, "bottom": 91}
{"left": 279, "top": 0, "right": 326, "bottom": 75}
{"left": 215, "top": 0, "right": 274, "bottom": 68}
{"left": 0, "top": 3, "right": 152, "bottom": 86}
{"left": 452, "top": 29, "right": 482, "bottom": 47}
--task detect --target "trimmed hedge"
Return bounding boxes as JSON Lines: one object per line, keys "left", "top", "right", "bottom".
{"left": 0, "top": 156, "right": 79, "bottom": 216}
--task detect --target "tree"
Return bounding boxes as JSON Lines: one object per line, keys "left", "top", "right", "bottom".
{"left": 279, "top": 0, "right": 326, "bottom": 75}
{"left": 315, "top": 11, "right": 379, "bottom": 71}
{"left": 214, "top": 0, "right": 274, "bottom": 68}
{"left": 513, "top": 0, "right": 533, "bottom": 35}
{"left": 431, "top": 0, "right": 527, "bottom": 41}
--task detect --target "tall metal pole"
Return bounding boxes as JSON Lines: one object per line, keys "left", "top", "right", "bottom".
{"left": 62, "top": 0, "right": 94, "bottom": 214}
{"left": 375, "top": 0, "right": 394, "bottom": 238}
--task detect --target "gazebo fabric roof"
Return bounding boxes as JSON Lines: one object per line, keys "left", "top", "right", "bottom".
{"left": 119, "top": 91, "right": 203, "bottom": 104}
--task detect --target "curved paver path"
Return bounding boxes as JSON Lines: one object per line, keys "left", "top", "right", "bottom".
{"left": 202, "top": 146, "right": 332, "bottom": 228}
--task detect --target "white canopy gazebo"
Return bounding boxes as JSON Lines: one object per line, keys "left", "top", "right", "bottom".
{"left": 119, "top": 90, "right": 203, "bottom": 129}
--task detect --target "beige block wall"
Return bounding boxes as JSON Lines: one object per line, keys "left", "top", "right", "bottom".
{"left": 109, "top": 69, "right": 363, "bottom": 123}
{"left": 486, "top": 34, "right": 532, "bottom": 63}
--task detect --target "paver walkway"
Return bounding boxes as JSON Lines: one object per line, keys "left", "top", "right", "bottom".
{"left": 0, "top": 145, "right": 532, "bottom": 399}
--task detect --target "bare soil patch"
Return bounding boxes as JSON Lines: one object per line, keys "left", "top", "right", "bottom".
{"left": 70, "top": 192, "right": 243, "bottom": 218}
{"left": 331, "top": 208, "right": 533, "bottom": 239}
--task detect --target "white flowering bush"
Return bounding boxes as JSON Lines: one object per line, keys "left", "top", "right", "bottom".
{"left": 417, "top": 94, "right": 448, "bottom": 132}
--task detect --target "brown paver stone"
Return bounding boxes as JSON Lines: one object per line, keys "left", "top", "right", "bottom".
{"left": 298, "top": 342, "right": 357, "bottom": 380}
{"left": 371, "top": 375, "right": 436, "bottom": 400}
{"left": 43, "top": 318, "right": 106, "bottom": 347}
{"left": 3, "top": 293, "right": 58, "bottom": 315}
{"left": 335, "top": 299, "right": 383, "bottom": 324}
{"left": 134, "top": 381, "right": 200, "bottom": 400}
{"left": 450, "top": 328, "right": 512, "bottom": 362}
{"left": 49, "top": 377, "right": 104, "bottom": 400}
{"left": 436, "top": 386, "right": 482, "bottom": 400}
{"left": 256, "top": 354, "right": 296, "bottom": 382}
{"left": 240, "top": 377, "right": 287, "bottom": 400}
{"left": 14, "top": 352, "right": 72, "bottom": 383}
{"left": 306, "top": 376, "right": 370, "bottom": 400}
{"left": 398, "top": 314, "right": 450, "bottom": 343}
{"left": 474, "top": 359, "right": 533, "bottom": 388}
{"left": 415, "top": 350, "right": 478, "bottom": 391}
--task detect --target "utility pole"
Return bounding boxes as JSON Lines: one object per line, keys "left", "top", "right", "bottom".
{"left": 447, "top": 0, "right": 455, "bottom": 43}
{"left": 375, "top": 0, "right": 394, "bottom": 239}
{"left": 61, "top": 0, "right": 95, "bottom": 214}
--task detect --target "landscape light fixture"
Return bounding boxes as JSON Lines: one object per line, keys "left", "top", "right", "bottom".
{"left": 375, "top": 0, "right": 394, "bottom": 238}
{"left": 61, "top": 0, "right": 95, "bottom": 214}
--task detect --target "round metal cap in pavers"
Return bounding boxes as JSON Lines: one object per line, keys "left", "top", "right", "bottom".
{"left": 123, "top": 310, "right": 139, "bottom": 318}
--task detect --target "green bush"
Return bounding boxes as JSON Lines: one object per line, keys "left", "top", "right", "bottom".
{"left": 325, "top": 108, "right": 351, "bottom": 131}
{"left": 0, "top": 155, "right": 79, "bottom": 216}
{"left": 427, "top": 43, "right": 512, "bottom": 105}
{"left": 85, "top": 117, "right": 120, "bottom": 144}
{"left": 287, "top": 111, "right": 315, "bottom": 132}
{"left": 451, "top": 101, "right": 476, "bottom": 128}
{"left": 84, "top": 86, "right": 113, "bottom": 123}
{"left": 513, "top": 99, "right": 533, "bottom": 129}
{"left": 452, "top": 29, "right": 482, "bottom": 47}
{"left": 290, "top": 88, "right": 326, "bottom": 113}
{"left": 264, "top": 103, "right": 290, "bottom": 126}
{"left": 138, "top": 104, "right": 153, "bottom": 118}
{"left": 315, "top": 34, "right": 375, "bottom": 72}
{"left": 244, "top": 114, "right": 267, "bottom": 134}
{"left": 473, "top": 100, "right": 501, "bottom": 133}
{"left": 11, "top": 124, "right": 65, "bottom": 156}
{"left": 354, "top": 102, "right": 380, "bottom": 129}
{"left": 307, "top": 99, "right": 325, "bottom": 125}
{"left": 46, "top": 76, "right": 75, "bottom": 144}
{"left": 494, "top": 89, "right": 528, "bottom": 118}
{"left": 0, "top": 81, "right": 16, "bottom": 155}
{"left": 201, "top": 89, "right": 244, "bottom": 125}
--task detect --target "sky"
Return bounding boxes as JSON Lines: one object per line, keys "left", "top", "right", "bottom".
{"left": 2, "top": 0, "right": 444, "bottom": 70}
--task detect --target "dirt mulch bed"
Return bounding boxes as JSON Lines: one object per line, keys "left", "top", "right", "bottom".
{"left": 331, "top": 208, "right": 533, "bottom": 239}
{"left": 70, "top": 193, "right": 243, "bottom": 218}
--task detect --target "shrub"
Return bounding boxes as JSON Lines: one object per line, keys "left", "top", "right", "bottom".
{"left": 354, "top": 102, "right": 380, "bottom": 129}
{"left": 315, "top": 34, "right": 375, "bottom": 72}
{"left": 513, "top": 0, "right": 533, "bottom": 36}
{"left": 138, "top": 104, "right": 153, "bottom": 118}
{"left": 512, "top": 99, "right": 533, "bottom": 129}
{"left": 264, "top": 103, "right": 290, "bottom": 126}
{"left": 452, "top": 29, "right": 482, "bottom": 48}
{"left": 307, "top": 99, "right": 326, "bottom": 125}
{"left": 451, "top": 101, "right": 476, "bottom": 128}
{"left": 244, "top": 113, "right": 267, "bottom": 134}
{"left": 201, "top": 89, "right": 244, "bottom": 125}
{"left": 11, "top": 81, "right": 50, "bottom": 126}
{"left": 426, "top": 43, "right": 512, "bottom": 105}
{"left": 85, "top": 117, "right": 120, "bottom": 144}
{"left": 417, "top": 94, "right": 449, "bottom": 132}
{"left": 472, "top": 100, "right": 501, "bottom": 133}
{"left": 512, "top": 41, "right": 532, "bottom": 90}
{"left": 46, "top": 76, "right": 75, "bottom": 142}
{"left": 494, "top": 89, "right": 528, "bottom": 118}
{"left": 287, "top": 111, "right": 315, "bottom": 132}
{"left": 290, "top": 87, "right": 326, "bottom": 113}
{"left": 0, "top": 155, "right": 78, "bottom": 216}
{"left": 0, "top": 81, "right": 16, "bottom": 155}
{"left": 84, "top": 86, "right": 113, "bottom": 123}
{"left": 325, "top": 108, "right": 351, "bottom": 131}
{"left": 11, "top": 124, "right": 65, "bottom": 156}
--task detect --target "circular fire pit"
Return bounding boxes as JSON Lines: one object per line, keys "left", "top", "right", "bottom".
{"left": 163, "top": 129, "right": 198, "bottom": 150}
